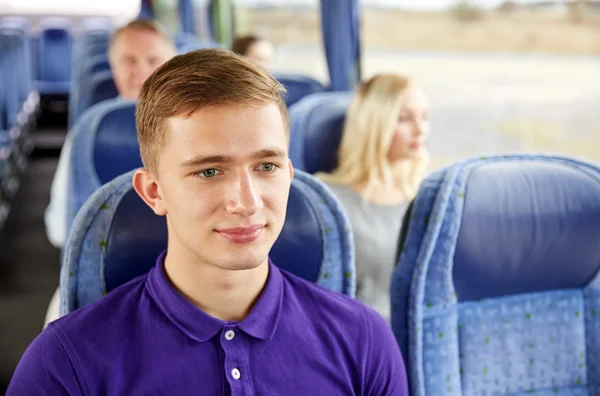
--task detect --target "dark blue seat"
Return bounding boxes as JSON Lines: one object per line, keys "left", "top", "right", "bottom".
{"left": 67, "top": 101, "right": 137, "bottom": 230}
{"left": 0, "top": 28, "right": 36, "bottom": 128}
{"left": 275, "top": 74, "right": 326, "bottom": 108}
{"left": 288, "top": 91, "right": 351, "bottom": 174}
{"left": 73, "top": 71, "right": 118, "bottom": 123}
{"left": 37, "top": 17, "right": 72, "bottom": 94}
{"left": 83, "top": 56, "right": 111, "bottom": 75}
{"left": 69, "top": 40, "right": 109, "bottom": 127}
{"left": 60, "top": 169, "right": 355, "bottom": 315}
{"left": 391, "top": 154, "right": 600, "bottom": 394}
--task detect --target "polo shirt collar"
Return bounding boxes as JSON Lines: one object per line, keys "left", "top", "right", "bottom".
{"left": 146, "top": 250, "right": 283, "bottom": 342}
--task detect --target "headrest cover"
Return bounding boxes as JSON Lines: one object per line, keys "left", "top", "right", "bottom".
{"left": 288, "top": 92, "right": 351, "bottom": 174}
{"left": 61, "top": 169, "right": 354, "bottom": 315}
{"left": 93, "top": 103, "right": 140, "bottom": 184}
{"left": 454, "top": 159, "right": 600, "bottom": 301}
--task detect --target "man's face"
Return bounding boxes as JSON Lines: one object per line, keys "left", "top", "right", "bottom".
{"left": 109, "top": 29, "right": 174, "bottom": 100}
{"left": 148, "top": 102, "right": 292, "bottom": 271}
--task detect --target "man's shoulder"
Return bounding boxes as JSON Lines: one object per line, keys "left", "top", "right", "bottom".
{"left": 52, "top": 273, "right": 149, "bottom": 338}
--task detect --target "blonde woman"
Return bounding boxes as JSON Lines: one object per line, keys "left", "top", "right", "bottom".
{"left": 318, "top": 73, "right": 430, "bottom": 322}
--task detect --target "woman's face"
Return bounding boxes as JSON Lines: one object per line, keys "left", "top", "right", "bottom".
{"left": 246, "top": 40, "right": 274, "bottom": 70}
{"left": 388, "top": 87, "right": 430, "bottom": 162}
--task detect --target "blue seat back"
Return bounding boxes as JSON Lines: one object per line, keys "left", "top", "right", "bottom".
{"left": 0, "top": 17, "right": 30, "bottom": 30}
{"left": 93, "top": 104, "right": 140, "bottom": 184}
{"left": 37, "top": 17, "right": 72, "bottom": 85}
{"left": 288, "top": 91, "right": 351, "bottom": 174}
{"left": 79, "top": 41, "right": 108, "bottom": 59}
{"left": 275, "top": 74, "right": 326, "bottom": 108}
{"left": 90, "top": 72, "right": 118, "bottom": 105}
{"left": 86, "top": 58, "right": 111, "bottom": 75}
{"left": 67, "top": 101, "right": 137, "bottom": 231}
{"left": 0, "top": 29, "right": 29, "bottom": 127}
{"left": 74, "top": 71, "right": 117, "bottom": 122}
{"left": 69, "top": 42, "right": 109, "bottom": 127}
{"left": 391, "top": 154, "right": 600, "bottom": 395}
{"left": 0, "top": 18, "right": 33, "bottom": 84}
{"left": 60, "top": 169, "right": 355, "bottom": 315}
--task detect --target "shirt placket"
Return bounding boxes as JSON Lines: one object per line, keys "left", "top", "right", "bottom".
{"left": 220, "top": 324, "right": 253, "bottom": 396}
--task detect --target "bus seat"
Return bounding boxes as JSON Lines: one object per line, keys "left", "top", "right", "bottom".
{"left": 288, "top": 91, "right": 351, "bottom": 174}
{"left": 0, "top": 28, "right": 37, "bottom": 131}
{"left": 69, "top": 43, "right": 109, "bottom": 127}
{"left": 85, "top": 57, "right": 111, "bottom": 75}
{"left": 0, "top": 16, "right": 31, "bottom": 31}
{"left": 60, "top": 168, "right": 355, "bottom": 315}
{"left": 37, "top": 17, "right": 72, "bottom": 94}
{"left": 275, "top": 74, "right": 326, "bottom": 108}
{"left": 391, "top": 154, "right": 600, "bottom": 394}
{"left": 0, "top": 30, "right": 25, "bottom": 128}
{"left": 67, "top": 101, "right": 137, "bottom": 230}
{"left": 73, "top": 71, "right": 118, "bottom": 123}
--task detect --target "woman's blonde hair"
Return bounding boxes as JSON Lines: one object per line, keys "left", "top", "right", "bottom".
{"left": 318, "top": 73, "right": 429, "bottom": 201}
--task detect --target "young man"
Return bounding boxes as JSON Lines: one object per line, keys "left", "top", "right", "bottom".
{"left": 9, "top": 49, "right": 409, "bottom": 395}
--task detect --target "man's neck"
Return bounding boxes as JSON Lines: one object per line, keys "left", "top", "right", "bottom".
{"left": 163, "top": 248, "right": 269, "bottom": 322}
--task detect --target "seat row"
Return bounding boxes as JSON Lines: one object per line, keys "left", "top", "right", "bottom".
{"left": 62, "top": 152, "right": 600, "bottom": 394}
{"left": 43, "top": 72, "right": 600, "bottom": 391}
{"left": 0, "top": 17, "right": 40, "bottom": 231}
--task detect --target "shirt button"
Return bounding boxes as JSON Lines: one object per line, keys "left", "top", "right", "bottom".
{"left": 231, "top": 368, "right": 241, "bottom": 380}
{"left": 225, "top": 330, "right": 235, "bottom": 341}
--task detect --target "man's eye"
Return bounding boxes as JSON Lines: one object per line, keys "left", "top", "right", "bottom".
{"left": 199, "top": 169, "right": 220, "bottom": 178}
{"left": 260, "top": 163, "right": 276, "bottom": 172}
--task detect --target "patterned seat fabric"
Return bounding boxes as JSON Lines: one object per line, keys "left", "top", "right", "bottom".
{"left": 288, "top": 91, "right": 351, "bottom": 174}
{"left": 391, "top": 154, "right": 600, "bottom": 395}
{"left": 60, "top": 169, "right": 355, "bottom": 315}
{"left": 66, "top": 100, "right": 137, "bottom": 233}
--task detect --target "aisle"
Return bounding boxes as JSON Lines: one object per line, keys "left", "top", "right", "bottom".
{"left": 0, "top": 104, "right": 65, "bottom": 391}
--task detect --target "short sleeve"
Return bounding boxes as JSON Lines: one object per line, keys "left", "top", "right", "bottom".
{"left": 363, "top": 306, "right": 410, "bottom": 396}
{"left": 6, "top": 324, "right": 84, "bottom": 395}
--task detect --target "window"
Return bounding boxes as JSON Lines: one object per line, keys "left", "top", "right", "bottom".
{"left": 360, "top": 1, "right": 600, "bottom": 169}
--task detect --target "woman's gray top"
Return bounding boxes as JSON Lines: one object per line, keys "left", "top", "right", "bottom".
{"left": 324, "top": 181, "right": 409, "bottom": 323}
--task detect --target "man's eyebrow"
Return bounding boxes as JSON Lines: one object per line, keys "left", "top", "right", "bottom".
{"left": 180, "top": 155, "right": 235, "bottom": 167}
{"left": 250, "top": 148, "right": 287, "bottom": 160}
{"left": 180, "top": 148, "right": 287, "bottom": 168}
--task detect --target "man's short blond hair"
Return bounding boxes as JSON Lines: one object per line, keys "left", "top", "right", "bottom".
{"left": 136, "top": 48, "right": 288, "bottom": 173}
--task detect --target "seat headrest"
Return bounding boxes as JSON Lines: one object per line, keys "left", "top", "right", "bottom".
{"left": 61, "top": 169, "right": 355, "bottom": 314}
{"left": 274, "top": 74, "right": 326, "bottom": 108}
{"left": 454, "top": 158, "right": 600, "bottom": 301}
{"left": 90, "top": 72, "right": 118, "bottom": 106}
{"left": 288, "top": 91, "right": 351, "bottom": 173}
{"left": 43, "top": 28, "right": 70, "bottom": 40}
{"left": 93, "top": 102, "right": 139, "bottom": 185}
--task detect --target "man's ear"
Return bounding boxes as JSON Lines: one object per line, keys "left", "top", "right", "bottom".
{"left": 287, "top": 158, "right": 294, "bottom": 181}
{"left": 132, "top": 168, "right": 167, "bottom": 216}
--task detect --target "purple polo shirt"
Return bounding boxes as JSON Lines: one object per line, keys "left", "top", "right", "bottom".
{"left": 8, "top": 252, "right": 409, "bottom": 395}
